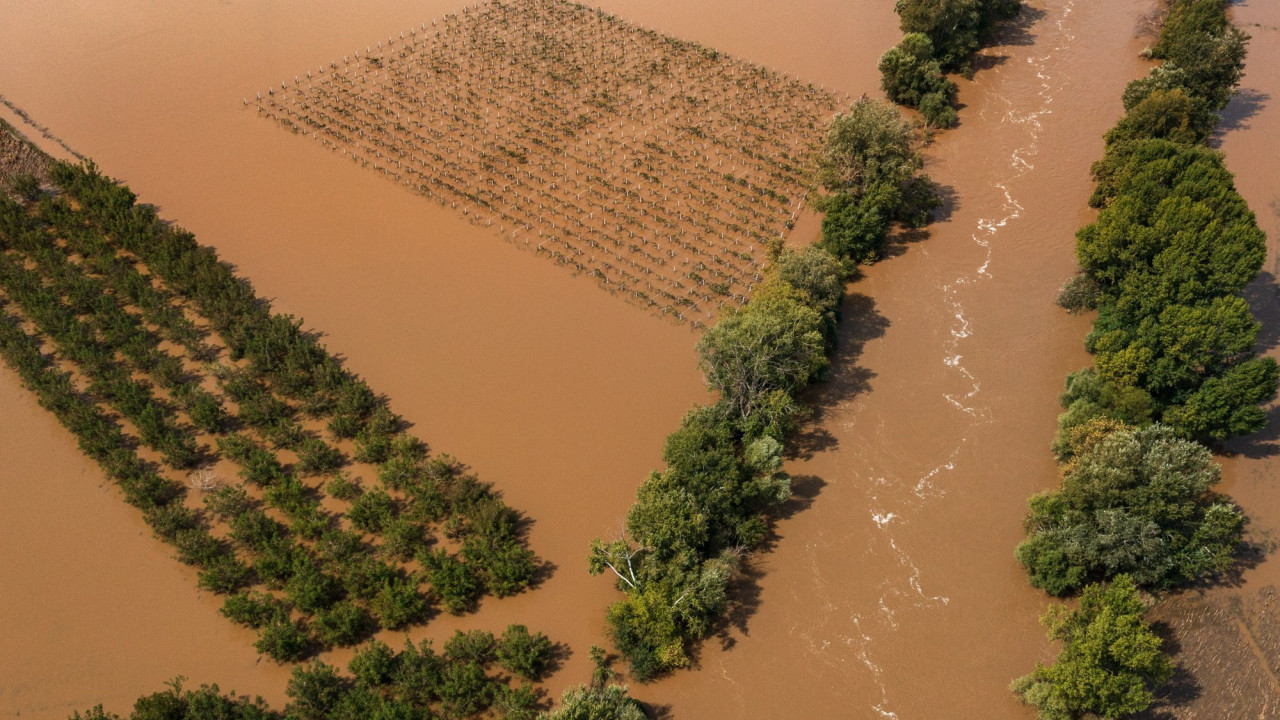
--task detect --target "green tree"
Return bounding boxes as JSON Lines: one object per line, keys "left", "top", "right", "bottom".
{"left": 1052, "top": 368, "right": 1152, "bottom": 460}
{"left": 895, "top": 0, "right": 983, "bottom": 71}
{"left": 1011, "top": 576, "right": 1173, "bottom": 719}
{"left": 422, "top": 548, "right": 482, "bottom": 614}
{"left": 349, "top": 639, "right": 399, "bottom": 687}
{"left": 894, "top": 0, "right": 1019, "bottom": 73}
{"left": 696, "top": 281, "right": 826, "bottom": 420}
{"left": 497, "top": 624, "right": 555, "bottom": 681}
{"left": 445, "top": 629, "right": 498, "bottom": 666}
{"left": 814, "top": 98, "right": 939, "bottom": 264}
{"left": 1018, "top": 424, "right": 1242, "bottom": 595}
{"left": 815, "top": 98, "right": 924, "bottom": 200}
{"left": 348, "top": 488, "right": 396, "bottom": 534}
{"left": 438, "top": 661, "right": 494, "bottom": 718}
{"left": 285, "top": 662, "right": 345, "bottom": 720}
{"left": 879, "top": 33, "right": 958, "bottom": 127}
{"left": 255, "top": 618, "right": 310, "bottom": 664}
{"left": 1143, "top": 0, "right": 1248, "bottom": 111}
{"left": 1103, "top": 89, "right": 1215, "bottom": 147}
{"left": 770, "top": 246, "right": 847, "bottom": 319}
{"left": 221, "top": 591, "right": 291, "bottom": 629}
{"left": 313, "top": 600, "right": 373, "bottom": 648}
{"left": 539, "top": 684, "right": 646, "bottom": 720}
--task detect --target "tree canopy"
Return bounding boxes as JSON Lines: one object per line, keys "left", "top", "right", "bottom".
{"left": 815, "top": 98, "right": 939, "bottom": 266}
{"left": 1018, "top": 424, "right": 1242, "bottom": 596}
{"left": 894, "top": 0, "right": 1021, "bottom": 72}
{"left": 1011, "top": 576, "right": 1174, "bottom": 720}
{"left": 879, "top": 33, "right": 958, "bottom": 127}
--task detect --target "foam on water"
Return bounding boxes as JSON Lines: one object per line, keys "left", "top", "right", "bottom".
{"left": 851, "top": 3, "right": 1079, "bottom": 715}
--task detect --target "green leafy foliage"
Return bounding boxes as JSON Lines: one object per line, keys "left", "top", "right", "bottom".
{"left": 1130, "top": 0, "right": 1248, "bottom": 112}
{"left": 541, "top": 684, "right": 647, "bottom": 720}
{"left": 894, "top": 0, "right": 1022, "bottom": 73}
{"left": 255, "top": 619, "right": 311, "bottom": 664}
{"left": 697, "top": 280, "right": 827, "bottom": 420}
{"left": 313, "top": 600, "right": 373, "bottom": 648}
{"left": 1011, "top": 576, "right": 1173, "bottom": 719}
{"left": 1018, "top": 424, "right": 1242, "bottom": 595}
{"left": 814, "top": 98, "right": 940, "bottom": 265}
{"left": 422, "top": 549, "right": 482, "bottom": 614}
{"left": 879, "top": 33, "right": 958, "bottom": 127}
{"left": 1074, "top": 138, "right": 1275, "bottom": 441}
{"left": 496, "top": 624, "right": 555, "bottom": 681}
{"left": 221, "top": 591, "right": 292, "bottom": 629}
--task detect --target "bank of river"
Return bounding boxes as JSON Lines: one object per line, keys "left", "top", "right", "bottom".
{"left": 0, "top": 0, "right": 1172, "bottom": 718}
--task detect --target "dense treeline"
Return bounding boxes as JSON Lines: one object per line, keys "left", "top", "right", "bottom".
{"left": 879, "top": 0, "right": 1023, "bottom": 127}
{"left": 1021, "top": 0, "right": 1264, "bottom": 598}
{"left": 0, "top": 157, "right": 538, "bottom": 662}
{"left": 1013, "top": 2, "right": 1262, "bottom": 717}
{"left": 590, "top": 97, "right": 938, "bottom": 680}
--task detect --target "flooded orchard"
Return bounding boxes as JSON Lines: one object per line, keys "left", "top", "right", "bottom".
{"left": 2, "top": 0, "right": 1269, "bottom": 718}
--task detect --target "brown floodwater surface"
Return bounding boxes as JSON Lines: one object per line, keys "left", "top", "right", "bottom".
{"left": 641, "top": 1, "right": 1157, "bottom": 717}
{"left": 1217, "top": 0, "right": 1280, "bottom": 590}
{"left": 0, "top": 0, "right": 1181, "bottom": 718}
{"left": 1146, "top": 1, "right": 1280, "bottom": 715}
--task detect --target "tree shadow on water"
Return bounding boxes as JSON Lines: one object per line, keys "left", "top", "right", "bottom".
{"left": 786, "top": 291, "right": 888, "bottom": 460}
{"left": 877, "top": 184, "right": 957, "bottom": 262}
{"left": 1134, "top": 621, "right": 1202, "bottom": 720}
{"left": 1214, "top": 87, "right": 1270, "bottom": 138}
{"left": 996, "top": 5, "right": 1048, "bottom": 48}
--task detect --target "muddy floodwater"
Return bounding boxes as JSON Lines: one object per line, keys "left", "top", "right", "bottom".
{"left": 1148, "top": 0, "right": 1280, "bottom": 715}
{"left": 3, "top": 0, "right": 1273, "bottom": 718}
{"left": 647, "top": 1, "right": 1156, "bottom": 717}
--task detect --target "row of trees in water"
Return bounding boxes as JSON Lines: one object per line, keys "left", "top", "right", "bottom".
{"left": 71, "top": 625, "right": 566, "bottom": 720}
{"left": 586, "top": 0, "right": 1030, "bottom": 680}
{"left": 1, "top": 148, "right": 554, "bottom": 694}
{"left": 589, "top": 97, "right": 942, "bottom": 679}
{"left": 1011, "top": 2, "right": 1266, "bottom": 718}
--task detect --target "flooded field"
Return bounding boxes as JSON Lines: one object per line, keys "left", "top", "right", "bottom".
{"left": 3, "top": 0, "right": 1273, "bottom": 718}
{"left": 1147, "top": 0, "right": 1280, "bottom": 716}
{"left": 258, "top": 0, "right": 846, "bottom": 323}
{"left": 0, "top": 0, "right": 721, "bottom": 714}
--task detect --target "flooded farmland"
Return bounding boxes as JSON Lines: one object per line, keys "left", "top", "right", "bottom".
{"left": 2, "top": 0, "right": 1276, "bottom": 718}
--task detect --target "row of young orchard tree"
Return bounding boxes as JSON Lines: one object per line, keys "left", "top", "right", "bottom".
{"left": 1011, "top": 2, "right": 1266, "bottom": 718}
{"left": 0, "top": 153, "right": 542, "bottom": 666}
{"left": 70, "top": 625, "right": 566, "bottom": 720}
{"left": 1, "top": 117, "right": 655, "bottom": 718}
{"left": 588, "top": 97, "right": 943, "bottom": 679}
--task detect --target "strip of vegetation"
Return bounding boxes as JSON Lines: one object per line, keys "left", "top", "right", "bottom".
{"left": 1012, "top": 2, "right": 1264, "bottom": 717}
{"left": 0, "top": 149, "right": 539, "bottom": 662}
{"left": 879, "top": 0, "right": 1023, "bottom": 128}
{"left": 70, "top": 640, "right": 654, "bottom": 720}
{"left": 589, "top": 97, "right": 939, "bottom": 680}
{"left": 1, "top": 122, "right": 598, "bottom": 717}
{"left": 70, "top": 625, "right": 556, "bottom": 720}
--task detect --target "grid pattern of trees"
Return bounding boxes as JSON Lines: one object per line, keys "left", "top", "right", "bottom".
{"left": 255, "top": 0, "right": 844, "bottom": 325}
